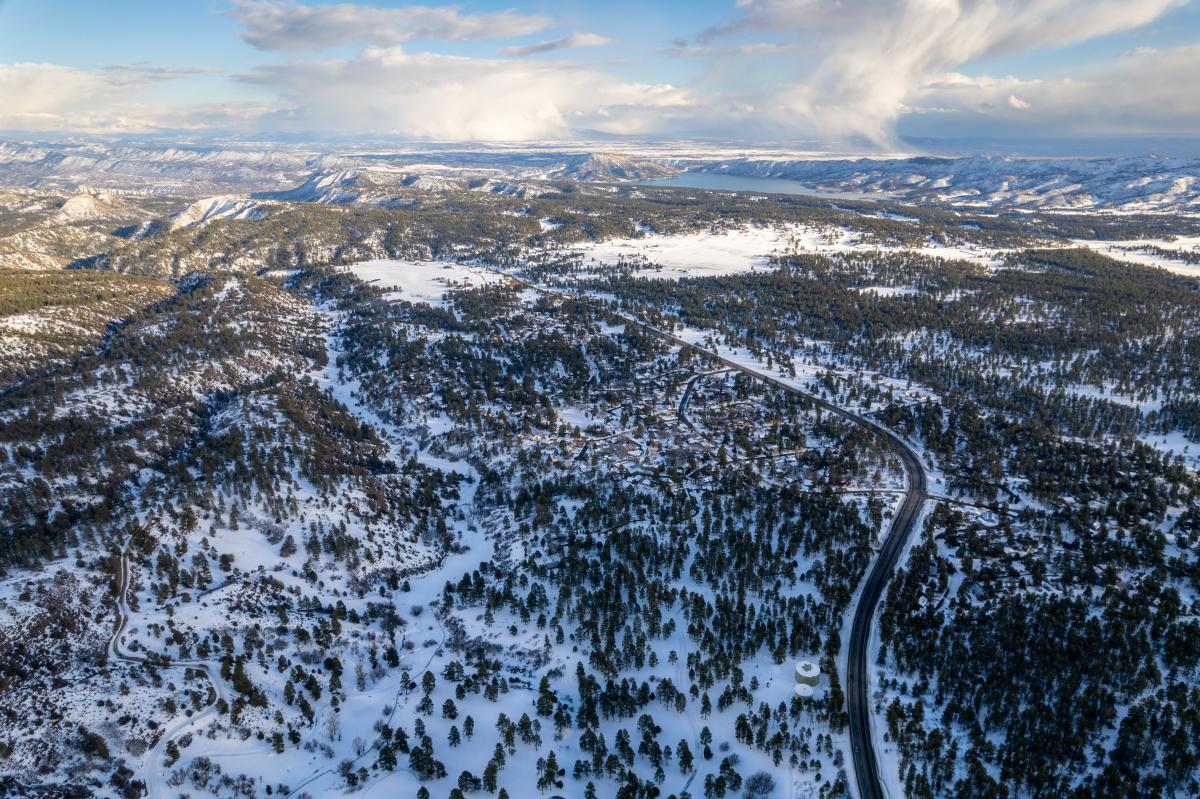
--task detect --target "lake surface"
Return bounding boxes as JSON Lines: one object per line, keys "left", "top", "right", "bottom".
{"left": 639, "top": 171, "right": 876, "bottom": 200}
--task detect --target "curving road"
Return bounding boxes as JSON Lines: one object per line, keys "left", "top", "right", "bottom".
{"left": 109, "top": 544, "right": 231, "bottom": 799}
{"left": 611, "top": 319, "right": 929, "bottom": 798}
{"left": 842, "top": 418, "right": 927, "bottom": 799}
{"left": 105, "top": 271, "right": 923, "bottom": 799}
{"left": 496, "top": 269, "right": 928, "bottom": 799}
{"left": 609, "top": 314, "right": 929, "bottom": 799}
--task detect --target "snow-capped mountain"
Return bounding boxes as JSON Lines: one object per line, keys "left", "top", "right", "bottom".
{"left": 696, "top": 154, "right": 1200, "bottom": 212}
{"left": 2, "top": 138, "right": 1199, "bottom": 212}
{"left": 0, "top": 140, "right": 318, "bottom": 196}
{"left": 256, "top": 169, "right": 423, "bottom": 205}
{"left": 257, "top": 168, "right": 549, "bottom": 204}
{"left": 549, "top": 152, "right": 675, "bottom": 182}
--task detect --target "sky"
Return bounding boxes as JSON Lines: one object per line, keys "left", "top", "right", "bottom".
{"left": 1, "top": 0, "right": 1199, "bottom": 152}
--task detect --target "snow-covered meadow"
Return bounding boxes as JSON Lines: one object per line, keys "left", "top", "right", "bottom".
{"left": 566, "top": 222, "right": 1006, "bottom": 281}
{"left": 343, "top": 260, "right": 505, "bottom": 307}
{"left": 1073, "top": 236, "right": 1200, "bottom": 276}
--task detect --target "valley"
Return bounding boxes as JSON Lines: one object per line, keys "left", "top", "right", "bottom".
{"left": 0, "top": 145, "right": 1198, "bottom": 799}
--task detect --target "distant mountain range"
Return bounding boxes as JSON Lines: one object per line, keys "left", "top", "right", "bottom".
{"left": 0, "top": 138, "right": 1197, "bottom": 212}
{"left": 694, "top": 154, "right": 1200, "bottom": 212}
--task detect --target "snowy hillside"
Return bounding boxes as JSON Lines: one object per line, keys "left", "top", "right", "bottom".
{"left": 4, "top": 137, "right": 1198, "bottom": 213}
{"left": 54, "top": 192, "right": 141, "bottom": 223}
{"left": 169, "top": 196, "right": 269, "bottom": 229}
{"left": 548, "top": 152, "right": 674, "bottom": 182}
{"left": 696, "top": 154, "right": 1200, "bottom": 212}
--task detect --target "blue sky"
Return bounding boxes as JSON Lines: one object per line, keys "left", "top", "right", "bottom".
{"left": 1, "top": 0, "right": 1198, "bottom": 151}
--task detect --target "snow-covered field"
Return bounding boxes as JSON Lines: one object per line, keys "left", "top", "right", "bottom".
{"left": 569, "top": 223, "right": 1005, "bottom": 280}
{"left": 1074, "top": 236, "right": 1200, "bottom": 276}
{"left": 343, "top": 260, "right": 505, "bottom": 306}
{"left": 572, "top": 225, "right": 794, "bottom": 278}
{"left": 858, "top": 285, "right": 918, "bottom": 297}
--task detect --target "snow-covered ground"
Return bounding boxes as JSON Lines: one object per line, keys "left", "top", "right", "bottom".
{"left": 169, "top": 196, "right": 269, "bottom": 229}
{"left": 700, "top": 153, "right": 1200, "bottom": 212}
{"left": 858, "top": 286, "right": 919, "bottom": 297}
{"left": 343, "top": 260, "right": 504, "bottom": 307}
{"left": 669, "top": 324, "right": 941, "bottom": 415}
{"left": 270, "top": 287, "right": 863, "bottom": 798}
{"left": 1073, "top": 236, "right": 1200, "bottom": 276}
{"left": 572, "top": 225, "right": 794, "bottom": 278}
{"left": 568, "top": 223, "right": 1004, "bottom": 281}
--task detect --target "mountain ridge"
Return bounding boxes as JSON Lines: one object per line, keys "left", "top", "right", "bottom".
{"left": 695, "top": 153, "right": 1200, "bottom": 211}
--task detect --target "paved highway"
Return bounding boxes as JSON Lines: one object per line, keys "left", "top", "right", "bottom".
{"left": 497, "top": 270, "right": 929, "bottom": 799}
{"left": 843, "top": 420, "right": 927, "bottom": 799}
{"left": 635, "top": 316, "right": 928, "bottom": 799}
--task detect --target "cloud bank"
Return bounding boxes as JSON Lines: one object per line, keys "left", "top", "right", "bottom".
{"left": 0, "top": 62, "right": 276, "bottom": 133}
{"left": 912, "top": 43, "right": 1200, "bottom": 136}
{"left": 730, "top": 0, "right": 1190, "bottom": 146}
{"left": 240, "top": 46, "right": 689, "bottom": 140}
{"left": 228, "top": 0, "right": 551, "bottom": 50}
{"left": 1, "top": 0, "right": 1197, "bottom": 146}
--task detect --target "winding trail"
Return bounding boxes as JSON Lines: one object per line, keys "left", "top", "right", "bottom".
{"left": 109, "top": 545, "right": 231, "bottom": 799}
{"left": 496, "top": 269, "right": 928, "bottom": 799}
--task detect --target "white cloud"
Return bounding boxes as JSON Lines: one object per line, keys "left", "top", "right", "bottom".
{"left": 1123, "top": 46, "right": 1160, "bottom": 58}
{"left": 0, "top": 49, "right": 692, "bottom": 140}
{"left": 239, "top": 46, "right": 689, "bottom": 140}
{"left": 664, "top": 40, "right": 799, "bottom": 58}
{"left": 724, "top": 0, "right": 1188, "bottom": 146}
{"left": 98, "top": 62, "right": 226, "bottom": 79}
{"left": 228, "top": 0, "right": 551, "bottom": 51}
{"left": 0, "top": 63, "right": 119, "bottom": 129}
{"left": 1, "top": 0, "right": 1197, "bottom": 144}
{"left": 911, "top": 43, "right": 1200, "bottom": 135}
{"left": 0, "top": 62, "right": 277, "bottom": 133}
{"left": 502, "top": 32, "right": 614, "bottom": 58}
